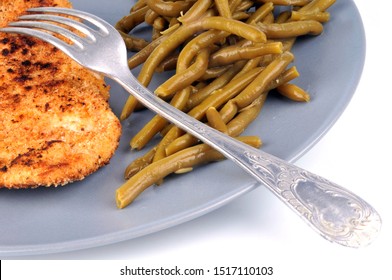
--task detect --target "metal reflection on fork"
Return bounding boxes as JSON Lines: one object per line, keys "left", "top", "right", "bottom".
{"left": 0, "top": 7, "right": 381, "bottom": 248}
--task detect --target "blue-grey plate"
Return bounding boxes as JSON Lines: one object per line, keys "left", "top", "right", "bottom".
{"left": 0, "top": 0, "right": 365, "bottom": 256}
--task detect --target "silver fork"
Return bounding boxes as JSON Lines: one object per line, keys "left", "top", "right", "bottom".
{"left": 0, "top": 7, "right": 381, "bottom": 248}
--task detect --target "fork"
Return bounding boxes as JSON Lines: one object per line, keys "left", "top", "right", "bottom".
{"left": 0, "top": 7, "right": 381, "bottom": 248}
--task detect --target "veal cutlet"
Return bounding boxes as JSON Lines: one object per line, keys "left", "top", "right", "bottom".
{"left": 0, "top": 0, "right": 122, "bottom": 188}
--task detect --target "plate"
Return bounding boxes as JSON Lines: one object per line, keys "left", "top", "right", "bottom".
{"left": 0, "top": 0, "right": 365, "bottom": 256}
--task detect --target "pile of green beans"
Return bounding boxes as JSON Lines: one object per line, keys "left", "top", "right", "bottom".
{"left": 115, "top": 0, "right": 336, "bottom": 209}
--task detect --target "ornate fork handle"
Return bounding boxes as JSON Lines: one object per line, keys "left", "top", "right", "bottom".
{"left": 114, "top": 70, "right": 381, "bottom": 248}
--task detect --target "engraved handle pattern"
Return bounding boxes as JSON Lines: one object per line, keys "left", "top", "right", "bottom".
{"left": 117, "top": 70, "right": 382, "bottom": 248}
{"left": 243, "top": 151, "right": 381, "bottom": 247}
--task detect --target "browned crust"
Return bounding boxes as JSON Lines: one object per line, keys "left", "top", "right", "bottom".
{"left": 0, "top": 0, "right": 122, "bottom": 188}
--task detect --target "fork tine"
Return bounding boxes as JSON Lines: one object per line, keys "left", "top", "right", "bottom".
{"left": 0, "top": 26, "right": 80, "bottom": 59}
{"left": 19, "top": 14, "right": 96, "bottom": 42}
{"left": 27, "top": 7, "right": 110, "bottom": 35}
{"left": 8, "top": 21, "right": 85, "bottom": 49}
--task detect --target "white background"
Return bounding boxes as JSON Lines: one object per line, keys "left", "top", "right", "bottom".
{"left": 3, "top": 1, "right": 391, "bottom": 279}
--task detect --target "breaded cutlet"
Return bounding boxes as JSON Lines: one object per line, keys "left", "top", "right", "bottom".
{"left": 0, "top": 0, "right": 122, "bottom": 188}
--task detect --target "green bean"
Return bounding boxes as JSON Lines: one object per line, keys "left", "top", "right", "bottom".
{"left": 231, "top": 11, "right": 250, "bottom": 21}
{"left": 177, "top": 29, "right": 229, "bottom": 72}
{"left": 269, "top": 66, "right": 300, "bottom": 88}
{"left": 127, "top": 26, "right": 177, "bottom": 70}
{"left": 276, "top": 11, "right": 291, "bottom": 23}
{"left": 144, "top": 8, "right": 159, "bottom": 25}
{"left": 131, "top": 0, "right": 147, "bottom": 12}
{"left": 165, "top": 133, "right": 196, "bottom": 156}
{"left": 124, "top": 146, "right": 157, "bottom": 179}
{"left": 155, "top": 53, "right": 178, "bottom": 72}
{"left": 209, "top": 42, "right": 283, "bottom": 67}
{"left": 178, "top": 0, "right": 213, "bottom": 24}
{"left": 218, "top": 100, "right": 238, "bottom": 124}
{"left": 299, "top": 0, "right": 336, "bottom": 13}
{"left": 130, "top": 87, "right": 191, "bottom": 150}
{"left": 226, "top": 94, "right": 267, "bottom": 136}
{"left": 118, "top": 31, "right": 149, "bottom": 51}
{"left": 232, "top": 51, "right": 294, "bottom": 109}
{"left": 115, "top": 6, "right": 150, "bottom": 51}
{"left": 116, "top": 136, "right": 261, "bottom": 208}
{"left": 215, "top": 0, "right": 232, "bottom": 18}
{"left": 229, "top": 0, "right": 242, "bottom": 11}
{"left": 276, "top": 83, "right": 310, "bottom": 102}
{"left": 199, "top": 65, "right": 232, "bottom": 80}
{"left": 146, "top": 0, "right": 195, "bottom": 18}
{"left": 115, "top": 5, "right": 149, "bottom": 33}
{"left": 257, "top": 20, "right": 323, "bottom": 39}
{"left": 206, "top": 107, "right": 229, "bottom": 133}
{"left": 152, "top": 16, "right": 167, "bottom": 37}
{"left": 235, "top": 0, "right": 254, "bottom": 12}
{"left": 155, "top": 48, "right": 210, "bottom": 97}
{"left": 246, "top": 2, "right": 274, "bottom": 24}
{"left": 153, "top": 125, "right": 183, "bottom": 163}
{"left": 187, "top": 67, "right": 263, "bottom": 120}
{"left": 290, "top": 11, "right": 330, "bottom": 22}
{"left": 186, "top": 61, "right": 246, "bottom": 109}
{"left": 257, "top": 0, "right": 311, "bottom": 6}
{"left": 236, "top": 57, "right": 264, "bottom": 76}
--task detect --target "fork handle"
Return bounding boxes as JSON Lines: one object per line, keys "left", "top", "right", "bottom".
{"left": 114, "top": 69, "right": 381, "bottom": 248}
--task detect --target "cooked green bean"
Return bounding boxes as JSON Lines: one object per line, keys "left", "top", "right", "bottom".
{"left": 231, "top": 11, "right": 250, "bottom": 21}
{"left": 155, "top": 48, "right": 210, "bottom": 97}
{"left": 257, "top": 0, "right": 311, "bottom": 6}
{"left": 233, "top": 51, "right": 294, "bottom": 109}
{"left": 290, "top": 11, "right": 330, "bottom": 22}
{"left": 299, "top": 0, "right": 335, "bottom": 13}
{"left": 153, "top": 16, "right": 166, "bottom": 32}
{"left": 146, "top": 0, "right": 195, "bottom": 18}
{"left": 178, "top": 0, "right": 213, "bottom": 24}
{"left": 257, "top": 20, "right": 323, "bottom": 39}
{"left": 226, "top": 94, "right": 267, "bottom": 136}
{"left": 246, "top": 2, "right": 274, "bottom": 24}
{"left": 153, "top": 125, "right": 183, "bottom": 163}
{"left": 186, "top": 61, "right": 246, "bottom": 109}
{"left": 124, "top": 146, "right": 157, "bottom": 179}
{"left": 155, "top": 53, "right": 178, "bottom": 72}
{"left": 177, "top": 29, "right": 228, "bottom": 71}
{"left": 215, "top": 0, "right": 232, "bottom": 18}
{"left": 131, "top": 0, "right": 147, "bottom": 12}
{"left": 209, "top": 42, "right": 283, "bottom": 67}
{"left": 118, "top": 31, "right": 149, "bottom": 51}
{"left": 206, "top": 107, "right": 229, "bottom": 133}
{"left": 199, "top": 66, "right": 232, "bottom": 80}
{"left": 276, "top": 83, "right": 310, "bottom": 102}
{"left": 116, "top": 136, "right": 261, "bottom": 208}
{"left": 115, "top": 6, "right": 150, "bottom": 51}
{"left": 187, "top": 67, "right": 263, "bottom": 119}
{"left": 131, "top": 87, "right": 191, "bottom": 150}
{"left": 236, "top": 0, "right": 254, "bottom": 12}
{"left": 126, "top": 32, "right": 170, "bottom": 70}
{"left": 115, "top": 5, "right": 149, "bottom": 33}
